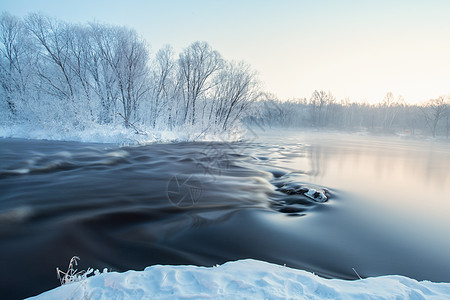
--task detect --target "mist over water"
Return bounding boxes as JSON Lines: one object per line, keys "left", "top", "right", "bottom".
{"left": 1, "top": 131, "right": 449, "bottom": 299}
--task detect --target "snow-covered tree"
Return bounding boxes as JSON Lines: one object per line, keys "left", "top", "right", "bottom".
{"left": 0, "top": 12, "right": 33, "bottom": 117}
{"left": 178, "top": 41, "right": 223, "bottom": 125}
{"left": 422, "top": 95, "right": 449, "bottom": 137}
{"left": 212, "top": 61, "right": 260, "bottom": 130}
{"left": 1, "top": 13, "right": 262, "bottom": 137}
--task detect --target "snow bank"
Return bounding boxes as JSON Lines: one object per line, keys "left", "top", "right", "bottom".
{"left": 27, "top": 259, "right": 450, "bottom": 299}
{"left": 0, "top": 124, "right": 244, "bottom": 145}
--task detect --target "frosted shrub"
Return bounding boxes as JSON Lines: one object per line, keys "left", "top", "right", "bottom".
{"left": 56, "top": 256, "right": 106, "bottom": 285}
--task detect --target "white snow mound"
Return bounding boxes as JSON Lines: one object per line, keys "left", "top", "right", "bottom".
{"left": 27, "top": 259, "right": 450, "bottom": 300}
{"left": 0, "top": 124, "right": 244, "bottom": 145}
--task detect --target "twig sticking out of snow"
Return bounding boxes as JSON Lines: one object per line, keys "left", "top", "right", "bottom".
{"left": 352, "top": 267, "right": 363, "bottom": 280}
{"left": 116, "top": 112, "right": 147, "bottom": 135}
{"left": 56, "top": 256, "right": 95, "bottom": 285}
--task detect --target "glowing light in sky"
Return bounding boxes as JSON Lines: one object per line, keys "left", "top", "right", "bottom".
{"left": 2, "top": 0, "right": 449, "bottom": 103}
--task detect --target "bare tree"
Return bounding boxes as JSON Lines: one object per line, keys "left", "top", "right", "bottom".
{"left": 422, "top": 95, "right": 449, "bottom": 137}
{"left": 178, "top": 41, "right": 223, "bottom": 125}
{"left": 380, "top": 92, "right": 403, "bottom": 130}
{"left": 66, "top": 24, "right": 96, "bottom": 119}
{"left": 445, "top": 107, "right": 450, "bottom": 139}
{"left": 25, "top": 13, "right": 76, "bottom": 103}
{"left": 212, "top": 61, "right": 260, "bottom": 130}
{"left": 0, "top": 12, "right": 32, "bottom": 116}
{"left": 149, "top": 45, "right": 178, "bottom": 128}
{"left": 309, "top": 90, "right": 334, "bottom": 127}
{"left": 91, "top": 24, "right": 150, "bottom": 126}
{"left": 88, "top": 23, "right": 119, "bottom": 123}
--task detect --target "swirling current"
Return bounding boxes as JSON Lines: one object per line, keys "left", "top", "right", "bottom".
{"left": 1, "top": 131, "right": 450, "bottom": 299}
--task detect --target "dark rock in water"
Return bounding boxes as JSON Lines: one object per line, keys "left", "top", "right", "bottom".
{"left": 286, "top": 213, "right": 306, "bottom": 217}
{"left": 270, "top": 169, "right": 288, "bottom": 178}
{"left": 276, "top": 184, "right": 328, "bottom": 203}
{"left": 278, "top": 207, "right": 306, "bottom": 213}
{"left": 304, "top": 188, "right": 327, "bottom": 203}
{"left": 277, "top": 185, "right": 307, "bottom": 195}
{"left": 271, "top": 179, "right": 329, "bottom": 216}
{"left": 282, "top": 197, "right": 315, "bottom": 206}
{"left": 278, "top": 187, "right": 296, "bottom": 195}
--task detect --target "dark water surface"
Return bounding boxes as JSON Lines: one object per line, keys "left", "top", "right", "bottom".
{"left": 1, "top": 131, "right": 449, "bottom": 299}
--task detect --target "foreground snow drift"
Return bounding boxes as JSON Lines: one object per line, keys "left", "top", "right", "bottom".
{"left": 28, "top": 259, "right": 450, "bottom": 299}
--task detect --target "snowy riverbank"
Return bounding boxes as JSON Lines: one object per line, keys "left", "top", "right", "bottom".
{"left": 27, "top": 259, "right": 450, "bottom": 299}
{"left": 0, "top": 123, "right": 244, "bottom": 145}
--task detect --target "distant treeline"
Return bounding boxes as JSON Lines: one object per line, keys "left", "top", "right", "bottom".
{"left": 247, "top": 91, "right": 450, "bottom": 138}
{"left": 0, "top": 12, "right": 260, "bottom": 134}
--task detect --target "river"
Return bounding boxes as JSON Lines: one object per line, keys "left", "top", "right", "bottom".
{"left": 1, "top": 130, "right": 449, "bottom": 299}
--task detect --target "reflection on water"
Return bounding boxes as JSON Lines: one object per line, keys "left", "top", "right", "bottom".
{"left": 246, "top": 130, "right": 450, "bottom": 279}
{"left": 261, "top": 131, "right": 450, "bottom": 209}
{"left": 265, "top": 131, "right": 450, "bottom": 228}
{"left": 261, "top": 131, "right": 450, "bottom": 276}
{"left": 307, "top": 136, "right": 449, "bottom": 188}
{"left": 302, "top": 134, "right": 450, "bottom": 217}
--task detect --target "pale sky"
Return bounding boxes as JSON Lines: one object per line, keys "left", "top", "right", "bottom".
{"left": 1, "top": 0, "right": 449, "bottom": 104}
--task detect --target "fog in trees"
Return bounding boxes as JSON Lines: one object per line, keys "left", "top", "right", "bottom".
{"left": 249, "top": 91, "right": 450, "bottom": 138}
